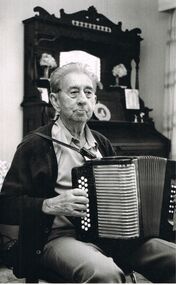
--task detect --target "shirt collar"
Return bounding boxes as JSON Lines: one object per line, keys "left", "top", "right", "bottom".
{"left": 54, "top": 117, "right": 97, "bottom": 149}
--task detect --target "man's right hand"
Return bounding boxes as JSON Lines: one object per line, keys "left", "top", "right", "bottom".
{"left": 42, "top": 188, "right": 88, "bottom": 217}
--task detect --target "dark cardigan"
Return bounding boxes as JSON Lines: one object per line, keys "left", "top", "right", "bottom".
{"left": 0, "top": 121, "right": 116, "bottom": 278}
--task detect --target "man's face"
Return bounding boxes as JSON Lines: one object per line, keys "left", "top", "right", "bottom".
{"left": 54, "top": 71, "right": 97, "bottom": 123}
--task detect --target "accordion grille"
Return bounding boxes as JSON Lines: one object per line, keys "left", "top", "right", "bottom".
{"left": 93, "top": 163, "right": 140, "bottom": 239}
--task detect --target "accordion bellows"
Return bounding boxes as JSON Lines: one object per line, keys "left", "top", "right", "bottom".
{"left": 72, "top": 156, "right": 176, "bottom": 240}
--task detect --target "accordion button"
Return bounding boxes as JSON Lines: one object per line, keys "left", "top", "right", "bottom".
{"left": 36, "top": 250, "right": 42, "bottom": 255}
{"left": 84, "top": 178, "right": 88, "bottom": 182}
{"left": 85, "top": 227, "right": 88, "bottom": 231}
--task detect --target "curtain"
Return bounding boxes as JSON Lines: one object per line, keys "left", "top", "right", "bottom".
{"left": 163, "top": 8, "right": 176, "bottom": 159}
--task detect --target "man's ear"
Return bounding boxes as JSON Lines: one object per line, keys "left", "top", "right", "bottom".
{"left": 50, "top": 92, "right": 61, "bottom": 113}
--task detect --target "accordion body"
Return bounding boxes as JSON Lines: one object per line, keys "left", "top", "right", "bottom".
{"left": 72, "top": 156, "right": 176, "bottom": 241}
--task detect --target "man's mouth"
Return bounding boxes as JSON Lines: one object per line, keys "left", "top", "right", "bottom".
{"left": 75, "top": 109, "right": 87, "bottom": 113}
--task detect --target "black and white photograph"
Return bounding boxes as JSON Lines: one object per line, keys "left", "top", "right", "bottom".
{"left": 0, "top": 0, "right": 176, "bottom": 283}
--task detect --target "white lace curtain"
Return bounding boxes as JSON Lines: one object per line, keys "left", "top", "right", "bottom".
{"left": 163, "top": 8, "right": 176, "bottom": 159}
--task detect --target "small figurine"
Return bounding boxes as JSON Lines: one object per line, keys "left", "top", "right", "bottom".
{"left": 140, "top": 112, "right": 145, "bottom": 123}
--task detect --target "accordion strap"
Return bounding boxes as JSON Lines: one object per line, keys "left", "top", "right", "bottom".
{"left": 34, "top": 132, "right": 96, "bottom": 160}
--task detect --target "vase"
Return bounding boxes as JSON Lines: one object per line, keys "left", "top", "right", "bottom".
{"left": 115, "top": 76, "right": 119, "bottom": 86}
{"left": 43, "top": 66, "right": 49, "bottom": 78}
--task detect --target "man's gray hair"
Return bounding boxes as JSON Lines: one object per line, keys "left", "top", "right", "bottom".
{"left": 50, "top": 62, "right": 102, "bottom": 93}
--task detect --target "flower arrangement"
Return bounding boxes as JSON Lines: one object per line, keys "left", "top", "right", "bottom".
{"left": 40, "top": 53, "right": 57, "bottom": 68}
{"left": 112, "top": 64, "right": 127, "bottom": 78}
{"left": 40, "top": 53, "right": 57, "bottom": 78}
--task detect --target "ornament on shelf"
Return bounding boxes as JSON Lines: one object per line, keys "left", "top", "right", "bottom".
{"left": 112, "top": 63, "right": 127, "bottom": 87}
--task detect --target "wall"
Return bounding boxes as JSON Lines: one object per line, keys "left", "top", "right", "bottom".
{"left": 158, "top": 0, "right": 176, "bottom": 11}
{"left": 0, "top": 0, "right": 169, "bottom": 163}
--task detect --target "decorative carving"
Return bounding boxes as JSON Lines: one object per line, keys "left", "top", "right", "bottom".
{"left": 71, "top": 20, "right": 112, "bottom": 33}
{"left": 36, "top": 34, "right": 56, "bottom": 45}
{"left": 34, "top": 6, "right": 56, "bottom": 20}
{"left": 59, "top": 6, "right": 120, "bottom": 33}
{"left": 33, "top": 6, "right": 142, "bottom": 39}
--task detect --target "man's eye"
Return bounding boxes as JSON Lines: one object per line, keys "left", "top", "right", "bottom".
{"left": 70, "top": 91, "right": 79, "bottom": 96}
{"left": 85, "top": 90, "right": 93, "bottom": 97}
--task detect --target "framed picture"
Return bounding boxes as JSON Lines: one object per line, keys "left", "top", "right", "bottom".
{"left": 94, "top": 103, "right": 111, "bottom": 121}
{"left": 37, "top": 87, "right": 49, "bottom": 103}
{"left": 125, "top": 89, "right": 140, "bottom": 110}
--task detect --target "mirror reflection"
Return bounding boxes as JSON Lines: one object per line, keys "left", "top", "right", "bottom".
{"left": 60, "top": 50, "right": 101, "bottom": 81}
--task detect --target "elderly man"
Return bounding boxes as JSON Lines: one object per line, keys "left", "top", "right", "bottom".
{"left": 0, "top": 62, "right": 176, "bottom": 283}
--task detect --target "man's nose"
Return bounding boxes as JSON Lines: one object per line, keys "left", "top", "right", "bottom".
{"left": 77, "top": 91, "right": 87, "bottom": 103}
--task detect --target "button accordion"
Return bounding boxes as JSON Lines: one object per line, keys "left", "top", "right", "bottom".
{"left": 72, "top": 156, "right": 176, "bottom": 241}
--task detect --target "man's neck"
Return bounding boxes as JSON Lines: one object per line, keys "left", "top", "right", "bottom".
{"left": 59, "top": 116, "right": 86, "bottom": 141}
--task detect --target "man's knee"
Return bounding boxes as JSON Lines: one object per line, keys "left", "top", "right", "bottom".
{"left": 134, "top": 238, "right": 176, "bottom": 283}
{"left": 76, "top": 258, "right": 125, "bottom": 283}
{"left": 90, "top": 265, "right": 125, "bottom": 283}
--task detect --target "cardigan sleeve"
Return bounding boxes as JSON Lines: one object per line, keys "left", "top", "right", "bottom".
{"left": 0, "top": 140, "right": 46, "bottom": 225}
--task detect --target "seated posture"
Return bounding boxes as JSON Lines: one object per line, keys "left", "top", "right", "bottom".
{"left": 0, "top": 62, "right": 175, "bottom": 283}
